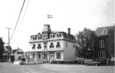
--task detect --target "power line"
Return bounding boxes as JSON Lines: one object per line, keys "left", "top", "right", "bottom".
{"left": 10, "top": 0, "right": 19, "bottom": 27}
{"left": 18, "top": 0, "right": 31, "bottom": 31}
{"left": 10, "top": 0, "right": 26, "bottom": 40}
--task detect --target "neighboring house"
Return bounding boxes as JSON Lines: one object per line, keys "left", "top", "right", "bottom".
{"left": 12, "top": 48, "right": 24, "bottom": 60}
{"left": 95, "top": 25, "right": 114, "bottom": 64}
{"left": 26, "top": 24, "right": 77, "bottom": 63}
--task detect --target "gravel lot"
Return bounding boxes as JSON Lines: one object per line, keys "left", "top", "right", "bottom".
{"left": 0, "top": 63, "right": 114, "bottom": 73}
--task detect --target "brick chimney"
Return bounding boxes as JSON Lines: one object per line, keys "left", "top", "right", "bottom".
{"left": 68, "top": 28, "right": 71, "bottom": 34}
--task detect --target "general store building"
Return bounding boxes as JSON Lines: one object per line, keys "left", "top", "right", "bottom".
{"left": 27, "top": 24, "right": 76, "bottom": 63}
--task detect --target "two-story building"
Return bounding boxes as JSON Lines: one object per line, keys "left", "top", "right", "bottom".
{"left": 95, "top": 25, "right": 114, "bottom": 64}
{"left": 12, "top": 48, "right": 24, "bottom": 60}
{"left": 26, "top": 24, "right": 76, "bottom": 63}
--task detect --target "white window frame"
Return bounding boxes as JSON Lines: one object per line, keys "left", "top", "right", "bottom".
{"left": 32, "top": 44, "right": 35, "bottom": 49}
{"left": 100, "top": 40, "right": 104, "bottom": 48}
{"left": 98, "top": 51, "right": 106, "bottom": 58}
{"left": 56, "top": 42, "right": 61, "bottom": 48}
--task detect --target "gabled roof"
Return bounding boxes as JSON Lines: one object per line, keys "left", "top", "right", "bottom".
{"left": 12, "top": 49, "right": 17, "bottom": 53}
{"left": 12, "top": 49, "right": 23, "bottom": 53}
{"left": 95, "top": 26, "right": 114, "bottom": 36}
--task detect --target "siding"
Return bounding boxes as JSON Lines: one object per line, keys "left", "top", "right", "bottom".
{"left": 63, "top": 41, "right": 76, "bottom": 61}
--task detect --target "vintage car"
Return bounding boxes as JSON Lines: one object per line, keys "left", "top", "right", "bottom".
{"left": 76, "top": 58, "right": 85, "bottom": 64}
{"left": 84, "top": 59, "right": 101, "bottom": 66}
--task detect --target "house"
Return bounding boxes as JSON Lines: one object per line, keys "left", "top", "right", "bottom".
{"left": 95, "top": 25, "right": 114, "bottom": 64}
{"left": 26, "top": 24, "right": 77, "bottom": 63}
{"left": 12, "top": 48, "right": 24, "bottom": 60}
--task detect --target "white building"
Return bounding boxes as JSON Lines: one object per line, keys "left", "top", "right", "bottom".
{"left": 27, "top": 24, "right": 77, "bottom": 63}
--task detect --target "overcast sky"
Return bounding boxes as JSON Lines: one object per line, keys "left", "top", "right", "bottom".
{"left": 0, "top": 0, "right": 114, "bottom": 51}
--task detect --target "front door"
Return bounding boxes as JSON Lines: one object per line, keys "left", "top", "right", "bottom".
{"left": 44, "top": 53, "right": 48, "bottom": 63}
{"left": 49, "top": 52, "right": 54, "bottom": 63}
{"left": 49, "top": 54, "right": 54, "bottom": 63}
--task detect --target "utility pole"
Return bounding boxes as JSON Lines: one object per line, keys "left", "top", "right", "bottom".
{"left": 113, "top": 23, "right": 115, "bottom": 55}
{"left": 5, "top": 27, "right": 12, "bottom": 46}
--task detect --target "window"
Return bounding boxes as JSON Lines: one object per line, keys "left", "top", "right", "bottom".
{"left": 38, "top": 37, "right": 42, "bottom": 39}
{"left": 56, "top": 53, "right": 61, "bottom": 59}
{"left": 17, "top": 52, "right": 23, "bottom": 54}
{"left": 49, "top": 43, "right": 54, "bottom": 48}
{"left": 53, "top": 34, "right": 55, "bottom": 38}
{"left": 100, "top": 40, "right": 104, "bottom": 48}
{"left": 44, "top": 42, "right": 47, "bottom": 48}
{"left": 38, "top": 53, "right": 41, "bottom": 59}
{"left": 44, "top": 53, "right": 47, "bottom": 59}
{"left": 31, "top": 36, "right": 33, "bottom": 40}
{"left": 56, "top": 42, "right": 61, "bottom": 48}
{"left": 33, "top": 36, "right": 37, "bottom": 40}
{"left": 33, "top": 37, "right": 34, "bottom": 40}
{"left": 32, "top": 44, "right": 35, "bottom": 49}
{"left": 44, "top": 45, "right": 47, "bottom": 48}
{"left": 35, "top": 36, "right": 37, "bottom": 40}
{"left": 57, "top": 33, "right": 61, "bottom": 37}
{"left": 103, "top": 29, "right": 108, "bottom": 34}
{"left": 37, "top": 44, "right": 41, "bottom": 49}
{"left": 33, "top": 54, "right": 35, "bottom": 58}
{"left": 98, "top": 51, "right": 106, "bottom": 58}
{"left": 50, "top": 34, "right": 53, "bottom": 38}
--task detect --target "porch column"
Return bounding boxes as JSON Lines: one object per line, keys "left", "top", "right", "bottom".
{"left": 34, "top": 53, "right": 38, "bottom": 62}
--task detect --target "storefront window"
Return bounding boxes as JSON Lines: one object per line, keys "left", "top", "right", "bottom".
{"left": 56, "top": 53, "right": 61, "bottom": 59}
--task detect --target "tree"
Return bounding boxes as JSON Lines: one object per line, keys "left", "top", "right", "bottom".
{"left": 75, "top": 28, "right": 97, "bottom": 58}
{"left": 0, "top": 38, "right": 5, "bottom": 59}
{"left": 6, "top": 46, "right": 12, "bottom": 53}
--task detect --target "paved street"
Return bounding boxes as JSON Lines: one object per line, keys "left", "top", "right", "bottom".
{"left": 0, "top": 63, "right": 114, "bottom": 73}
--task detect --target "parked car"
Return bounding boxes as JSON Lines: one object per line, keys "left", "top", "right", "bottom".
{"left": 84, "top": 59, "right": 101, "bottom": 66}
{"left": 0, "top": 59, "right": 6, "bottom": 62}
{"left": 76, "top": 58, "right": 85, "bottom": 64}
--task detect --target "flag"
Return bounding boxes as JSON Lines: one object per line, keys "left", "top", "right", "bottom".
{"left": 47, "top": 14, "right": 52, "bottom": 18}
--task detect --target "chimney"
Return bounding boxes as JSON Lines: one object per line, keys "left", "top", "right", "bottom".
{"left": 68, "top": 28, "right": 71, "bottom": 34}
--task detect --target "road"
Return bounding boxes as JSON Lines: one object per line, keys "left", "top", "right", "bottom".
{"left": 0, "top": 62, "right": 114, "bottom": 73}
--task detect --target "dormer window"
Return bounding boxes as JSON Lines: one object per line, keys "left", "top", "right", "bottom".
{"left": 57, "top": 33, "right": 61, "bottom": 37}
{"left": 33, "top": 36, "right": 37, "bottom": 40}
{"left": 53, "top": 34, "right": 55, "bottom": 38}
{"left": 102, "top": 29, "right": 108, "bottom": 35}
{"left": 31, "top": 36, "right": 33, "bottom": 40}
{"left": 50, "top": 34, "right": 53, "bottom": 38}
{"left": 35, "top": 36, "right": 37, "bottom": 40}
{"left": 50, "top": 34, "right": 55, "bottom": 38}
{"left": 38, "top": 36, "right": 40, "bottom": 39}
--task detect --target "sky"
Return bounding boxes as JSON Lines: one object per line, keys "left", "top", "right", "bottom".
{"left": 0, "top": 0, "right": 114, "bottom": 51}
